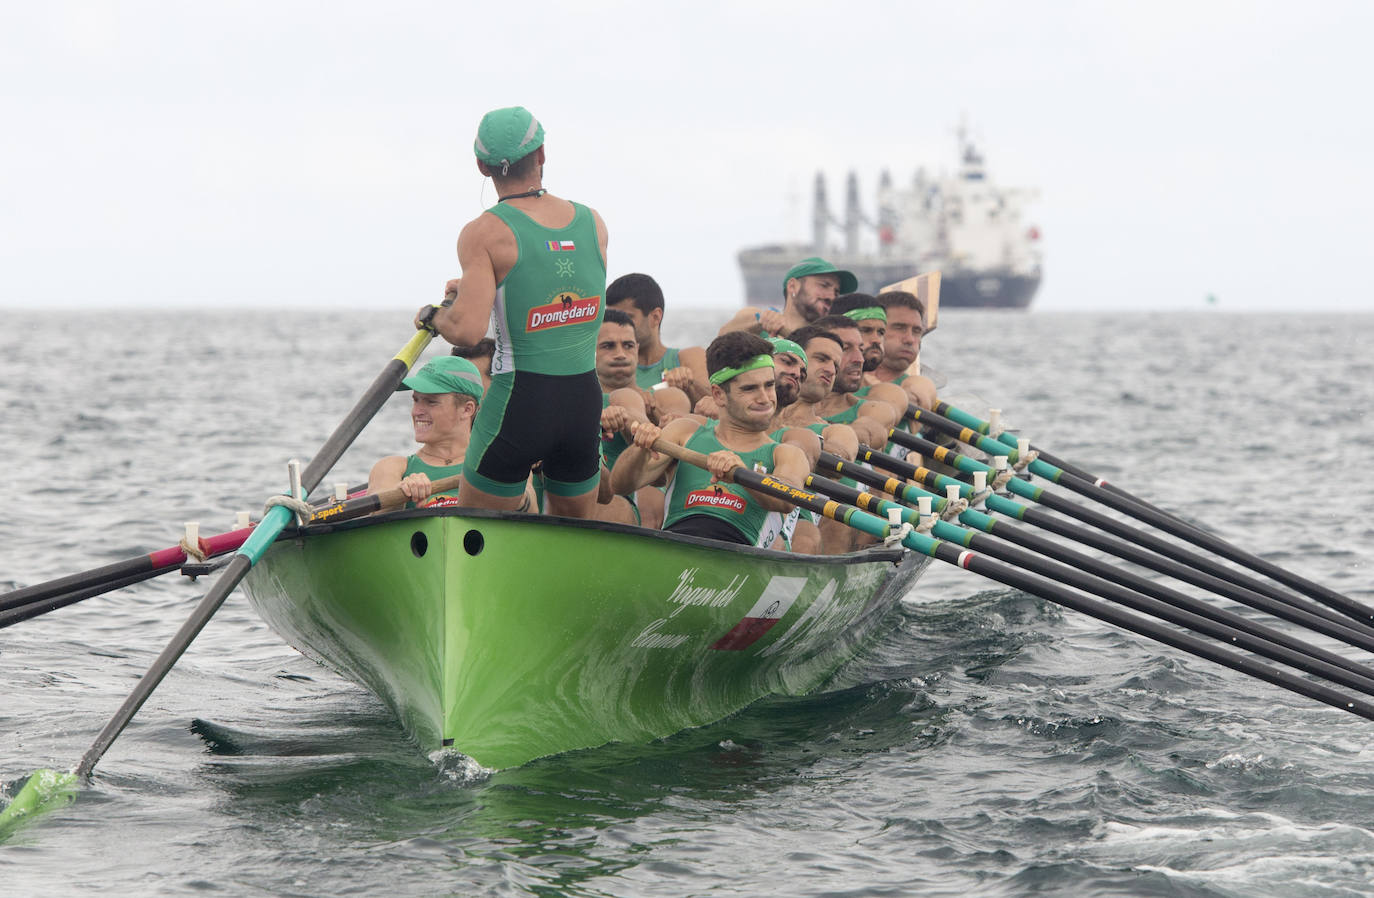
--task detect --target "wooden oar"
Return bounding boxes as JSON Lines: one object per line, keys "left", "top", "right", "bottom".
{"left": 884, "top": 428, "right": 1374, "bottom": 633}
{"left": 0, "top": 325, "right": 434, "bottom": 841}
{"left": 804, "top": 471, "right": 1374, "bottom": 691}
{"left": 650, "top": 437, "right": 1374, "bottom": 724}
{"left": 904, "top": 404, "right": 1373, "bottom": 626}
{"left": 819, "top": 450, "right": 1374, "bottom": 656}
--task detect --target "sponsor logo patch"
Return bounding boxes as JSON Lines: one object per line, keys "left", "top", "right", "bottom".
{"left": 685, "top": 486, "right": 746, "bottom": 513}
{"left": 526, "top": 292, "right": 601, "bottom": 332}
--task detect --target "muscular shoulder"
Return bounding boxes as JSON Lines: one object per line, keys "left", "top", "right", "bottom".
{"left": 770, "top": 441, "right": 810, "bottom": 477}
{"left": 662, "top": 415, "right": 703, "bottom": 445}
{"left": 368, "top": 454, "right": 408, "bottom": 492}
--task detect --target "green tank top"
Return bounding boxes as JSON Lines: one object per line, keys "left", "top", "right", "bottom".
{"left": 401, "top": 455, "right": 464, "bottom": 508}
{"left": 600, "top": 393, "right": 631, "bottom": 472}
{"left": 485, "top": 201, "right": 607, "bottom": 377}
{"left": 634, "top": 346, "right": 681, "bottom": 389}
{"left": 662, "top": 422, "right": 777, "bottom": 544}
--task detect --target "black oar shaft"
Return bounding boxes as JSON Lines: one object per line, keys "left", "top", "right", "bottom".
{"left": 2, "top": 558, "right": 157, "bottom": 612}
{"left": 883, "top": 430, "right": 1374, "bottom": 637}
{"left": 910, "top": 403, "right": 1372, "bottom": 626}
{"left": 858, "top": 441, "right": 1374, "bottom": 647}
{"left": 0, "top": 570, "right": 161, "bottom": 629}
{"left": 656, "top": 440, "right": 1374, "bottom": 725}
{"left": 808, "top": 473, "right": 1374, "bottom": 694}
{"left": 943, "top": 541, "right": 1374, "bottom": 724}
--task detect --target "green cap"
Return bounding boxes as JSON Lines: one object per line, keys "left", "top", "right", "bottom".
{"left": 473, "top": 106, "right": 545, "bottom": 173}
{"left": 783, "top": 257, "right": 858, "bottom": 296}
{"left": 402, "top": 356, "right": 485, "bottom": 400}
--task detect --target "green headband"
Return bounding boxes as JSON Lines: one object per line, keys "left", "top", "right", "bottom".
{"left": 708, "top": 354, "right": 775, "bottom": 386}
{"left": 767, "top": 337, "right": 808, "bottom": 367}
{"left": 843, "top": 306, "right": 887, "bottom": 323}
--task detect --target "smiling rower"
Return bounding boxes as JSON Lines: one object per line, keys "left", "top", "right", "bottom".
{"left": 367, "top": 356, "right": 487, "bottom": 509}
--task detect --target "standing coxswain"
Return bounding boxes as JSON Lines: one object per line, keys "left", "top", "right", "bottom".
{"left": 421, "top": 105, "right": 609, "bottom": 519}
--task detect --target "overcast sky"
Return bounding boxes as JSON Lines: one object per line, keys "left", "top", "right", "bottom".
{"left": 3, "top": 1, "right": 1372, "bottom": 313}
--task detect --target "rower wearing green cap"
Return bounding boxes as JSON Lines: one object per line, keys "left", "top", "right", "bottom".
{"left": 368, "top": 356, "right": 490, "bottom": 509}
{"left": 424, "top": 105, "right": 610, "bottom": 520}
{"left": 611, "top": 332, "right": 809, "bottom": 547}
{"left": 716, "top": 255, "right": 858, "bottom": 339}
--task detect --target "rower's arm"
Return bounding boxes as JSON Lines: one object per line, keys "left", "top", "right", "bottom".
{"left": 610, "top": 417, "right": 693, "bottom": 495}
{"left": 367, "top": 455, "right": 407, "bottom": 493}
{"left": 674, "top": 345, "right": 711, "bottom": 405}
{"left": 435, "top": 217, "right": 500, "bottom": 347}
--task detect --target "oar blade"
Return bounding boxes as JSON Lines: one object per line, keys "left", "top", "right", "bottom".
{"left": 0, "top": 768, "right": 78, "bottom": 841}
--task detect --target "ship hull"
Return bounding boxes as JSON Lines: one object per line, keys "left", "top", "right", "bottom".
{"left": 738, "top": 245, "right": 1039, "bottom": 310}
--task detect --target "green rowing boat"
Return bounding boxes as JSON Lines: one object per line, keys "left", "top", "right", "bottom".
{"left": 242, "top": 507, "right": 927, "bottom": 768}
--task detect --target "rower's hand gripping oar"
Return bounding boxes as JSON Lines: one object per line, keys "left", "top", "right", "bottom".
{"left": 905, "top": 402, "right": 1374, "bottom": 626}
{"left": 0, "top": 324, "right": 435, "bottom": 841}
{"left": 651, "top": 437, "right": 1374, "bottom": 728}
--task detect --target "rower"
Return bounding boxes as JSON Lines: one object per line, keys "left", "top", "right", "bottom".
{"left": 772, "top": 325, "right": 869, "bottom": 554}
{"left": 716, "top": 256, "right": 858, "bottom": 338}
{"left": 594, "top": 309, "right": 671, "bottom": 528}
{"left": 606, "top": 272, "right": 710, "bottom": 407}
{"left": 611, "top": 333, "right": 810, "bottom": 546}
{"left": 808, "top": 315, "right": 909, "bottom": 448}
{"left": 449, "top": 336, "right": 495, "bottom": 394}
{"left": 367, "top": 356, "right": 487, "bottom": 508}
{"left": 423, "top": 105, "right": 609, "bottom": 520}
{"left": 830, "top": 293, "right": 887, "bottom": 375}
{"left": 866, "top": 290, "right": 937, "bottom": 411}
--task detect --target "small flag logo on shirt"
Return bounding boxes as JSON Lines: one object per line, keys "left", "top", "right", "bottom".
{"left": 546, "top": 240, "right": 576, "bottom": 251}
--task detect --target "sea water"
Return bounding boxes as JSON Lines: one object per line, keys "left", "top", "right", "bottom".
{"left": 2, "top": 308, "right": 1373, "bottom": 896}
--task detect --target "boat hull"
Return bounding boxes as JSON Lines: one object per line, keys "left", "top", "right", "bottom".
{"left": 243, "top": 509, "right": 927, "bottom": 768}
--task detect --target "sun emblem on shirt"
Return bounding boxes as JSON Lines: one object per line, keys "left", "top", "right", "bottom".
{"left": 555, "top": 258, "right": 576, "bottom": 277}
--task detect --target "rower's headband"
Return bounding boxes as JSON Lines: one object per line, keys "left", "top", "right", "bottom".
{"left": 843, "top": 307, "right": 887, "bottom": 323}
{"left": 767, "top": 337, "right": 808, "bottom": 367}
{"left": 709, "top": 354, "right": 775, "bottom": 386}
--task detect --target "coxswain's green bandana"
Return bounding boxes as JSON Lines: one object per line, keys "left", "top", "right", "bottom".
{"left": 767, "top": 337, "right": 808, "bottom": 367}
{"left": 708, "top": 354, "right": 775, "bottom": 386}
{"left": 843, "top": 307, "right": 887, "bottom": 323}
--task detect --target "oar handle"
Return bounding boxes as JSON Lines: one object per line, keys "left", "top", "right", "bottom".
{"left": 307, "top": 474, "right": 466, "bottom": 524}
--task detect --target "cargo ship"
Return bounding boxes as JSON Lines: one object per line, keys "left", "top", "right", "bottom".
{"left": 739, "top": 127, "right": 1043, "bottom": 308}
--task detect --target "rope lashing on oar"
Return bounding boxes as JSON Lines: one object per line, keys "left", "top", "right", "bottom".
{"left": 650, "top": 437, "right": 1374, "bottom": 724}
{"left": 850, "top": 444, "right": 1374, "bottom": 652}
{"left": 906, "top": 402, "right": 1374, "bottom": 626}
{"left": 263, "top": 494, "right": 314, "bottom": 522}
{"left": 802, "top": 471, "right": 1374, "bottom": 697}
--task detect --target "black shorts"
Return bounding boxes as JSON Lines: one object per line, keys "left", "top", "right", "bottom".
{"left": 465, "top": 370, "right": 602, "bottom": 498}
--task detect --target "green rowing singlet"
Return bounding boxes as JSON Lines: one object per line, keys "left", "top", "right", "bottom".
{"left": 634, "top": 347, "right": 681, "bottom": 390}
{"left": 484, "top": 202, "right": 606, "bottom": 377}
{"left": 401, "top": 455, "right": 464, "bottom": 508}
{"left": 662, "top": 422, "right": 777, "bottom": 544}
{"left": 822, "top": 400, "right": 863, "bottom": 426}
